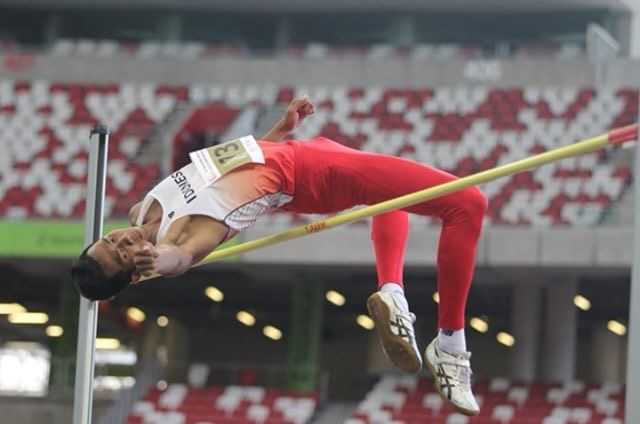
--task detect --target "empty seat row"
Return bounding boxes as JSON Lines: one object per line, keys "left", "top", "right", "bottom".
{"left": 349, "top": 375, "right": 625, "bottom": 424}
{"left": 129, "top": 383, "right": 317, "bottom": 424}
{"left": 40, "top": 39, "right": 584, "bottom": 61}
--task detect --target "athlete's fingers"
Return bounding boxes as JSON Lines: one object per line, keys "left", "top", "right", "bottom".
{"left": 288, "top": 98, "right": 301, "bottom": 109}
{"left": 295, "top": 100, "right": 314, "bottom": 122}
{"left": 134, "top": 252, "right": 154, "bottom": 261}
{"left": 281, "top": 97, "right": 313, "bottom": 131}
{"left": 137, "top": 247, "right": 152, "bottom": 255}
{"left": 135, "top": 263, "right": 153, "bottom": 274}
{"left": 133, "top": 258, "right": 154, "bottom": 268}
{"left": 134, "top": 256, "right": 154, "bottom": 267}
{"left": 141, "top": 245, "right": 159, "bottom": 257}
{"left": 300, "top": 97, "right": 313, "bottom": 109}
{"left": 290, "top": 96, "right": 311, "bottom": 112}
{"left": 134, "top": 248, "right": 158, "bottom": 266}
{"left": 301, "top": 102, "right": 314, "bottom": 116}
{"left": 134, "top": 250, "right": 155, "bottom": 269}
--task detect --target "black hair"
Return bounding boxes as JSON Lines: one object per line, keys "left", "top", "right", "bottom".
{"left": 71, "top": 245, "right": 132, "bottom": 301}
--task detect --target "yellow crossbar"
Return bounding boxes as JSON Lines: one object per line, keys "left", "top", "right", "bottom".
{"left": 193, "top": 124, "right": 637, "bottom": 266}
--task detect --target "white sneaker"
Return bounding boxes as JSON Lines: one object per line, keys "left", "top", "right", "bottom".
{"left": 424, "top": 337, "right": 480, "bottom": 416}
{"left": 366, "top": 291, "right": 422, "bottom": 373}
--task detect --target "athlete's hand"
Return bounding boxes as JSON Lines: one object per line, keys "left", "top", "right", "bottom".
{"left": 132, "top": 243, "right": 158, "bottom": 281}
{"left": 280, "top": 96, "right": 315, "bottom": 133}
{"left": 261, "top": 96, "right": 315, "bottom": 142}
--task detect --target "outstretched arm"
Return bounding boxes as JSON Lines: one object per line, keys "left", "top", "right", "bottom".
{"left": 261, "top": 96, "right": 315, "bottom": 142}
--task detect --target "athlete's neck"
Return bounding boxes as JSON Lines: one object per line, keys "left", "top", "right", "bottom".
{"left": 133, "top": 199, "right": 163, "bottom": 244}
{"left": 139, "top": 220, "right": 161, "bottom": 244}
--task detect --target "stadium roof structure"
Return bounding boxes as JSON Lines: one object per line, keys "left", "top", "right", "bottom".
{"left": 0, "top": 0, "right": 631, "bottom": 12}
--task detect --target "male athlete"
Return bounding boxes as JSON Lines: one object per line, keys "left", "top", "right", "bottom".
{"left": 72, "top": 97, "right": 486, "bottom": 415}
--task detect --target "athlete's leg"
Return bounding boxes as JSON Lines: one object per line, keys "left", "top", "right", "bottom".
{"left": 288, "top": 139, "right": 485, "bottom": 344}
{"left": 344, "top": 151, "right": 485, "bottom": 415}
{"left": 424, "top": 186, "right": 486, "bottom": 335}
{"left": 333, "top": 151, "right": 487, "bottom": 337}
{"left": 369, "top": 210, "right": 421, "bottom": 372}
{"left": 371, "top": 210, "right": 408, "bottom": 288}
{"left": 286, "top": 139, "right": 484, "bottom": 414}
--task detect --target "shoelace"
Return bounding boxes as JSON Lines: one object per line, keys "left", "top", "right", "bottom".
{"left": 441, "top": 352, "right": 473, "bottom": 388}
{"left": 440, "top": 361, "right": 472, "bottom": 388}
{"left": 396, "top": 311, "right": 416, "bottom": 327}
{"left": 389, "top": 293, "right": 416, "bottom": 328}
{"left": 394, "top": 312, "right": 416, "bottom": 334}
{"left": 388, "top": 310, "right": 418, "bottom": 349}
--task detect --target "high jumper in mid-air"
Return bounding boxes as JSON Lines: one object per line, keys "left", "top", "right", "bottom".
{"left": 72, "top": 96, "right": 487, "bottom": 416}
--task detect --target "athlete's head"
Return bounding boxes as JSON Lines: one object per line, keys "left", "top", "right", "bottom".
{"left": 71, "top": 227, "right": 151, "bottom": 300}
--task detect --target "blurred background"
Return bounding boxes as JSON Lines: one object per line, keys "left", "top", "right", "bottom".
{"left": 0, "top": 0, "right": 639, "bottom": 423}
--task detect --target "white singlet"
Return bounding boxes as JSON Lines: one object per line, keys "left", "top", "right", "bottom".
{"left": 135, "top": 162, "right": 293, "bottom": 243}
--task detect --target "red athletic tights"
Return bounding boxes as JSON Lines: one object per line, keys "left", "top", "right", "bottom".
{"left": 282, "top": 138, "right": 487, "bottom": 330}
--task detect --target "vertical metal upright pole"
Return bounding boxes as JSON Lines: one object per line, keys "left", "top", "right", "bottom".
{"left": 72, "top": 125, "right": 109, "bottom": 424}
{"left": 627, "top": 116, "right": 640, "bottom": 423}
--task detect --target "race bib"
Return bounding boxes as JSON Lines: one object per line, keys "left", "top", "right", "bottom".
{"left": 189, "top": 135, "right": 265, "bottom": 185}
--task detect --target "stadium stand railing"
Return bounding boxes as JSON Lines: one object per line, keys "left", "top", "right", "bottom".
{"left": 0, "top": 38, "right": 585, "bottom": 61}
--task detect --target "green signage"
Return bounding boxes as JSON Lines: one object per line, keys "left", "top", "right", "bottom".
{"left": 0, "top": 220, "right": 128, "bottom": 257}
{"left": 0, "top": 220, "right": 239, "bottom": 259}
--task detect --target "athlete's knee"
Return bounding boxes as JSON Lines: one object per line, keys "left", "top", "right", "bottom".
{"left": 452, "top": 186, "right": 487, "bottom": 226}
{"left": 464, "top": 187, "right": 488, "bottom": 218}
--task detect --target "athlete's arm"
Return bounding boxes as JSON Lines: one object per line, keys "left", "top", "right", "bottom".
{"left": 261, "top": 96, "right": 315, "bottom": 142}
{"left": 150, "top": 244, "right": 194, "bottom": 277}
{"left": 132, "top": 219, "right": 228, "bottom": 281}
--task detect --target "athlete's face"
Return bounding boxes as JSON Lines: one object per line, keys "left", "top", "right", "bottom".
{"left": 88, "top": 227, "right": 152, "bottom": 281}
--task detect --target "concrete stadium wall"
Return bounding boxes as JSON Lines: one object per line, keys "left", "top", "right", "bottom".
{"left": 0, "top": 0, "right": 625, "bottom": 12}
{"left": 0, "top": 396, "right": 112, "bottom": 424}
{"left": 2, "top": 55, "right": 640, "bottom": 87}
{"left": 236, "top": 224, "right": 635, "bottom": 268}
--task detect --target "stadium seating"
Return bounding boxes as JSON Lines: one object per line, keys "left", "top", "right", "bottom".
{"left": 42, "top": 39, "right": 582, "bottom": 61}
{"left": 0, "top": 80, "right": 189, "bottom": 218}
{"left": 263, "top": 86, "right": 637, "bottom": 226}
{"left": 347, "top": 375, "right": 625, "bottom": 424}
{"left": 126, "top": 383, "right": 317, "bottom": 424}
{"left": 0, "top": 80, "right": 636, "bottom": 226}
{"left": 49, "top": 39, "right": 218, "bottom": 60}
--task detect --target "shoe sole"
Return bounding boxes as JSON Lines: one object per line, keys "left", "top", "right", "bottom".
{"left": 366, "top": 292, "right": 422, "bottom": 374}
{"left": 424, "top": 345, "right": 480, "bottom": 417}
